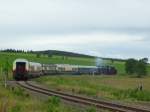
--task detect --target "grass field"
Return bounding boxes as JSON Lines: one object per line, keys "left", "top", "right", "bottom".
{"left": 0, "top": 52, "right": 150, "bottom": 111}
{"left": 35, "top": 75, "right": 150, "bottom": 102}
{"left": 0, "top": 83, "right": 90, "bottom": 112}
{"left": 0, "top": 52, "right": 95, "bottom": 80}
{"left": 0, "top": 52, "right": 127, "bottom": 76}
{"left": 0, "top": 51, "right": 150, "bottom": 80}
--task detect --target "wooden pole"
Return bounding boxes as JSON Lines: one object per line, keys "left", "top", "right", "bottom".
{"left": 2, "top": 66, "right": 7, "bottom": 88}
{"left": 4, "top": 71, "right": 7, "bottom": 88}
{"left": 0, "top": 67, "right": 2, "bottom": 85}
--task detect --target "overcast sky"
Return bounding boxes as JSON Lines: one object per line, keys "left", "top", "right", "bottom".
{"left": 0, "top": 0, "right": 150, "bottom": 59}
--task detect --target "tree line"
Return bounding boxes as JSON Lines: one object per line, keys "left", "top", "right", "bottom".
{"left": 0, "top": 49, "right": 34, "bottom": 53}
{"left": 125, "top": 58, "right": 148, "bottom": 77}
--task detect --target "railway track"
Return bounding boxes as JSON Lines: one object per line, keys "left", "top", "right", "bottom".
{"left": 17, "top": 81, "right": 150, "bottom": 112}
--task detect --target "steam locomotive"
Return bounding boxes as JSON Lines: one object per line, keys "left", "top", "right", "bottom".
{"left": 13, "top": 59, "right": 117, "bottom": 80}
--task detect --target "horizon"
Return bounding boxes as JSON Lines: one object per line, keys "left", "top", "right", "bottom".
{"left": 1, "top": 49, "right": 149, "bottom": 62}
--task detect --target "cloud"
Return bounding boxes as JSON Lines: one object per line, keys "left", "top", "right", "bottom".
{"left": 1, "top": 31, "right": 150, "bottom": 59}
{"left": 0, "top": 0, "right": 150, "bottom": 59}
{"left": 25, "top": 32, "right": 143, "bottom": 45}
{"left": 0, "top": 0, "right": 150, "bottom": 33}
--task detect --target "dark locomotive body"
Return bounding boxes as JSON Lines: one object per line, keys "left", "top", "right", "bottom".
{"left": 13, "top": 59, "right": 117, "bottom": 80}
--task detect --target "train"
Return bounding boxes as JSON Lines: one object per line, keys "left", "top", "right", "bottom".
{"left": 13, "top": 59, "right": 117, "bottom": 80}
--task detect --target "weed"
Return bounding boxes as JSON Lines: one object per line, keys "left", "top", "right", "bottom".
{"left": 12, "top": 87, "right": 30, "bottom": 98}
{"left": 10, "top": 104, "right": 21, "bottom": 112}
{"left": 46, "top": 96, "right": 61, "bottom": 112}
{"left": 36, "top": 75, "right": 150, "bottom": 102}
{"left": 112, "top": 89, "right": 150, "bottom": 101}
{"left": 86, "top": 107, "right": 96, "bottom": 112}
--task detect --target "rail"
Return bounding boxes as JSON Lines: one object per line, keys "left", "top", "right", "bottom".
{"left": 17, "top": 81, "right": 150, "bottom": 112}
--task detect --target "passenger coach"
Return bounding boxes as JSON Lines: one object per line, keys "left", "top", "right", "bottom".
{"left": 13, "top": 58, "right": 117, "bottom": 80}
{"left": 13, "top": 59, "right": 42, "bottom": 80}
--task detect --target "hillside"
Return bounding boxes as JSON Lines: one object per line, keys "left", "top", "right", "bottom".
{"left": 35, "top": 50, "right": 126, "bottom": 62}
{"left": 0, "top": 51, "right": 149, "bottom": 78}
{"left": 36, "top": 50, "right": 95, "bottom": 58}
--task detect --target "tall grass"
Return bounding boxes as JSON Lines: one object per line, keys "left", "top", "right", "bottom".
{"left": 35, "top": 75, "right": 150, "bottom": 102}
{"left": 1, "top": 51, "right": 143, "bottom": 77}
{"left": 0, "top": 84, "right": 87, "bottom": 112}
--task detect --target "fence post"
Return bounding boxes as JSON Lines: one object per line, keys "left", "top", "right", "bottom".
{"left": 4, "top": 71, "right": 7, "bottom": 88}
{"left": 0, "top": 67, "right": 2, "bottom": 85}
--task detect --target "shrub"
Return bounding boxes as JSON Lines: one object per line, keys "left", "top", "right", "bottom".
{"left": 125, "top": 58, "right": 148, "bottom": 77}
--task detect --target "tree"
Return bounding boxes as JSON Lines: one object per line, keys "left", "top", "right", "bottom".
{"left": 136, "top": 59, "right": 147, "bottom": 77}
{"left": 36, "top": 53, "right": 41, "bottom": 58}
{"left": 125, "top": 59, "right": 137, "bottom": 74}
{"left": 125, "top": 58, "right": 148, "bottom": 77}
{"left": 141, "top": 58, "right": 148, "bottom": 64}
{"left": 48, "top": 53, "right": 53, "bottom": 58}
{"left": 111, "top": 59, "right": 114, "bottom": 64}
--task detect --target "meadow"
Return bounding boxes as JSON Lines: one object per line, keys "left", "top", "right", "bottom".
{"left": 0, "top": 52, "right": 115, "bottom": 112}
{"left": 0, "top": 51, "right": 150, "bottom": 111}
{"left": 1, "top": 52, "right": 150, "bottom": 76}
{"left": 35, "top": 75, "right": 150, "bottom": 102}
{"left": 0, "top": 52, "right": 95, "bottom": 80}
{"left": 0, "top": 51, "right": 134, "bottom": 77}
{"left": 0, "top": 83, "right": 89, "bottom": 112}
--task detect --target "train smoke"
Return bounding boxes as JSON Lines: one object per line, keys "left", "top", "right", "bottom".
{"left": 95, "top": 58, "right": 105, "bottom": 66}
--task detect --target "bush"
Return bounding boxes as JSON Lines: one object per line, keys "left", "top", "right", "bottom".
{"left": 125, "top": 58, "right": 148, "bottom": 77}
{"left": 125, "top": 59, "right": 137, "bottom": 74}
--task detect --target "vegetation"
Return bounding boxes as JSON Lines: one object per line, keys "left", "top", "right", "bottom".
{"left": 0, "top": 51, "right": 150, "bottom": 81}
{"left": 0, "top": 51, "right": 150, "bottom": 111}
{"left": 0, "top": 51, "right": 135, "bottom": 77}
{"left": 1, "top": 49, "right": 94, "bottom": 58}
{"left": 35, "top": 75, "right": 150, "bottom": 102}
{"left": 0, "top": 82, "right": 96, "bottom": 112}
{"left": 0, "top": 51, "right": 95, "bottom": 80}
{"left": 125, "top": 58, "right": 148, "bottom": 77}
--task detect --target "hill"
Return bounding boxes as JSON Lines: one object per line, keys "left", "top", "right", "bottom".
{"left": 36, "top": 50, "right": 95, "bottom": 58}
{"left": 0, "top": 50, "right": 149, "bottom": 80}
{"left": 35, "top": 50, "right": 126, "bottom": 62}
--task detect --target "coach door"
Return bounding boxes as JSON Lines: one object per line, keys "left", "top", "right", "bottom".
{"left": 16, "top": 62, "right": 26, "bottom": 74}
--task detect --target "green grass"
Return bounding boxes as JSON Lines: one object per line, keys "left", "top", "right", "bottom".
{"left": 0, "top": 52, "right": 94, "bottom": 71}
{"left": 35, "top": 75, "right": 150, "bottom": 102}
{"left": 0, "top": 52, "right": 127, "bottom": 77}
{"left": 0, "top": 52, "right": 95, "bottom": 80}
{"left": 0, "top": 83, "right": 90, "bottom": 112}
{"left": 147, "top": 65, "right": 150, "bottom": 74}
{"left": 0, "top": 52, "right": 95, "bottom": 65}
{"left": 1, "top": 52, "right": 150, "bottom": 78}
{"left": 106, "top": 61, "right": 126, "bottom": 74}
{"left": 0, "top": 52, "right": 150, "bottom": 111}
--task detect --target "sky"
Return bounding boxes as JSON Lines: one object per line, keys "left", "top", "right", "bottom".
{"left": 0, "top": 0, "right": 150, "bottom": 59}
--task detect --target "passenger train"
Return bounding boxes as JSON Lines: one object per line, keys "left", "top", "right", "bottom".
{"left": 13, "top": 59, "right": 117, "bottom": 80}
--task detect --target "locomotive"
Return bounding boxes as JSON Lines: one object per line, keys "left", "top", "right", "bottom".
{"left": 13, "top": 59, "right": 117, "bottom": 80}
